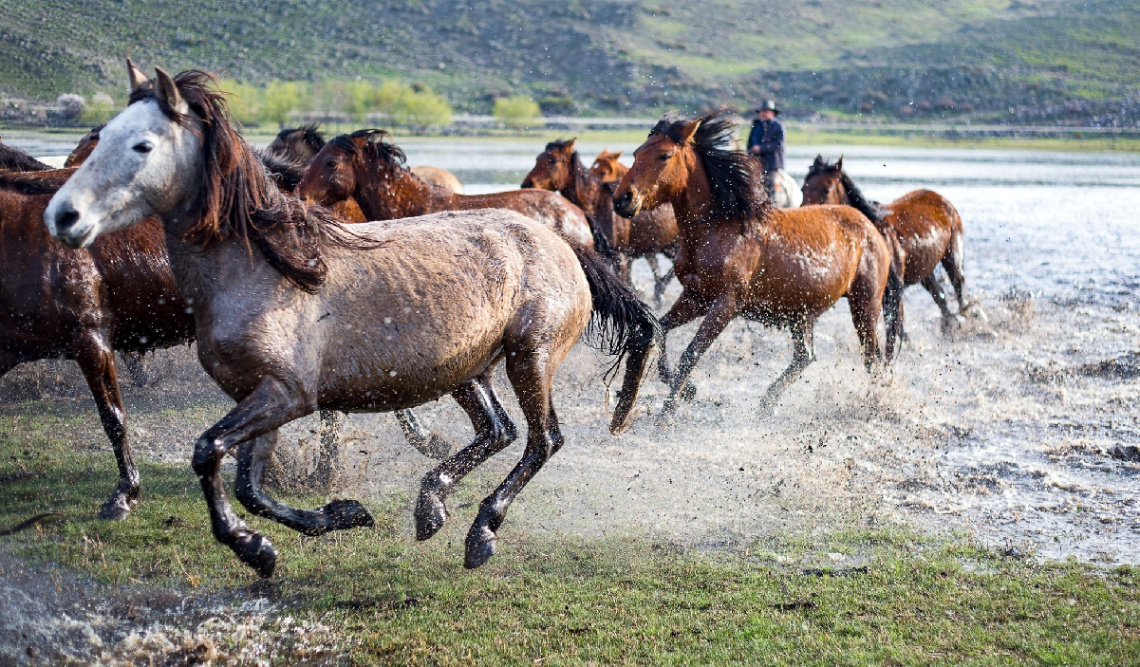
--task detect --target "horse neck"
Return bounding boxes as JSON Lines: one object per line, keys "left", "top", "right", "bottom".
{"left": 667, "top": 157, "right": 718, "bottom": 238}
{"left": 355, "top": 163, "right": 436, "bottom": 220}
{"left": 563, "top": 154, "right": 601, "bottom": 215}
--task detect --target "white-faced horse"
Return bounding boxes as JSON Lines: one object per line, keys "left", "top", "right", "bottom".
{"left": 44, "top": 64, "right": 658, "bottom": 576}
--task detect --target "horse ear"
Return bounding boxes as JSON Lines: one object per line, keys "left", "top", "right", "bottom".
{"left": 836, "top": 155, "right": 844, "bottom": 170}
{"left": 153, "top": 67, "right": 188, "bottom": 115}
{"left": 564, "top": 138, "right": 576, "bottom": 153}
{"left": 613, "top": 151, "right": 623, "bottom": 159}
{"left": 126, "top": 57, "right": 150, "bottom": 94}
{"left": 677, "top": 118, "right": 702, "bottom": 144}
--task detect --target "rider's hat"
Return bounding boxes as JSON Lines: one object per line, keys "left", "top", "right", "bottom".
{"left": 754, "top": 100, "right": 780, "bottom": 114}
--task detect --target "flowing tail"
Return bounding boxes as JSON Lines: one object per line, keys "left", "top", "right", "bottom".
{"left": 881, "top": 229, "right": 906, "bottom": 362}
{"left": 572, "top": 244, "right": 662, "bottom": 433}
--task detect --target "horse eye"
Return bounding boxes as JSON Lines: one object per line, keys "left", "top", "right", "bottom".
{"left": 659, "top": 153, "right": 672, "bottom": 161}
{"left": 326, "top": 160, "right": 338, "bottom": 169}
{"left": 133, "top": 143, "right": 152, "bottom": 154}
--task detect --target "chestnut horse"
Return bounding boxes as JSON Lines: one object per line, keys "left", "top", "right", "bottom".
{"left": 1, "top": 166, "right": 194, "bottom": 520}
{"left": 589, "top": 149, "right": 627, "bottom": 182}
{"left": 46, "top": 67, "right": 657, "bottom": 575}
{"left": 802, "top": 156, "right": 975, "bottom": 335}
{"left": 296, "top": 129, "right": 594, "bottom": 247}
{"left": 269, "top": 124, "right": 465, "bottom": 194}
{"left": 522, "top": 139, "right": 679, "bottom": 304}
{"left": 1, "top": 142, "right": 53, "bottom": 171}
{"left": 613, "top": 110, "right": 903, "bottom": 418}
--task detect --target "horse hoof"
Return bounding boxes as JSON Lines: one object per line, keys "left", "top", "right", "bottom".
{"left": 655, "top": 404, "right": 677, "bottom": 428}
{"left": 941, "top": 315, "right": 965, "bottom": 336}
{"left": 324, "top": 499, "right": 375, "bottom": 531}
{"left": 414, "top": 489, "right": 449, "bottom": 541}
{"left": 680, "top": 382, "right": 697, "bottom": 402}
{"left": 235, "top": 532, "right": 277, "bottom": 578}
{"left": 97, "top": 494, "right": 133, "bottom": 521}
{"left": 464, "top": 526, "right": 497, "bottom": 569}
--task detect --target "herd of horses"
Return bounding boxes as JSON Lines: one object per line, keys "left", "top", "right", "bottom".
{"left": 0, "top": 61, "right": 975, "bottom": 576}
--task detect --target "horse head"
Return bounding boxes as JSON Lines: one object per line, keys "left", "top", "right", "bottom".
{"left": 801, "top": 155, "right": 847, "bottom": 206}
{"left": 612, "top": 116, "right": 702, "bottom": 218}
{"left": 521, "top": 138, "right": 576, "bottom": 190}
{"left": 46, "top": 61, "right": 205, "bottom": 248}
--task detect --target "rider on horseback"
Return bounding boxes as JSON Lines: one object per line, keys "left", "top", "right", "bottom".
{"left": 747, "top": 100, "right": 785, "bottom": 201}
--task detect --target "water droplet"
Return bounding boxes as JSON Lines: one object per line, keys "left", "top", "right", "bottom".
{"left": 384, "top": 317, "right": 392, "bottom": 324}
{"left": 389, "top": 370, "right": 397, "bottom": 377}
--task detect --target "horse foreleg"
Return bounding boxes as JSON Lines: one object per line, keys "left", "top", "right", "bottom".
{"left": 941, "top": 237, "right": 970, "bottom": 314}
{"left": 416, "top": 371, "right": 517, "bottom": 542}
{"left": 760, "top": 321, "right": 816, "bottom": 413}
{"left": 191, "top": 376, "right": 311, "bottom": 577}
{"left": 657, "top": 291, "right": 709, "bottom": 384}
{"left": 235, "top": 430, "right": 373, "bottom": 537}
{"left": 395, "top": 408, "right": 452, "bottom": 459}
{"left": 465, "top": 350, "right": 557, "bottom": 569}
{"left": 658, "top": 296, "right": 740, "bottom": 423}
{"left": 74, "top": 333, "right": 138, "bottom": 521}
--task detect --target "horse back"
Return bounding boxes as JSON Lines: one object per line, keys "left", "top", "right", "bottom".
{"left": 886, "top": 189, "right": 960, "bottom": 284}
{"left": 454, "top": 189, "right": 593, "bottom": 247}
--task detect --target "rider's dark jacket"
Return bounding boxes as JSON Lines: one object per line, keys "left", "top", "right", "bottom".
{"left": 747, "top": 118, "right": 785, "bottom": 172}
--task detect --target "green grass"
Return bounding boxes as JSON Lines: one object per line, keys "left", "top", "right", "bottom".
{"left": 1, "top": 401, "right": 1139, "bottom": 662}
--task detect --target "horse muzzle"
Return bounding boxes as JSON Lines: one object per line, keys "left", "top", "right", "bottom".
{"left": 612, "top": 190, "right": 641, "bottom": 218}
{"left": 46, "top": 202, "right": 96, "bottom": 249}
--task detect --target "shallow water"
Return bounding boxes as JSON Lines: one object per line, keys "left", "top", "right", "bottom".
{"left": 6, "top": 133, "right": 1139, "bottom": 565}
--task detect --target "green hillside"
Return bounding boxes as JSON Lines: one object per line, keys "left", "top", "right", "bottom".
{"left": 2, "top": 0, "right": 1138, "bottom": 122}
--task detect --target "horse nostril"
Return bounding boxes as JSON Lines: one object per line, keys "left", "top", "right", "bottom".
{"left": 614, "top": 191, "right": 632, "bottom": 211}
{"left": 55, "top": 205, "right": 80, "bottom": 233}
{"left": 520, "top": 180, "right": 533, "bottom": 189}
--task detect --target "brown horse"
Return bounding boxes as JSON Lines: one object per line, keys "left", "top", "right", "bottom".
{"left": 0, "top": 143, "right": 53, "bottom": 171}
{"left": 613, "top": 110, "right": 902, "bottom": 418}
{"left": 589, "top": 149, "right": 627, "bottom": 182}
{"left": 802, "top": 156, "right": 974, "bottom": 335}
{"left": 521, "top": 139, "right": 679, "bottom": 304}
{"left": 46, "top": 67, "right": 657, "bottom": 575}
{"left": 0, "top": 167, "right": 194, "bottom": 520}
{"left": 269, "top": 124, "right": 465, "bottom": 193}
{"left": 296, "top": 129, "right": 594, "bottom": 247}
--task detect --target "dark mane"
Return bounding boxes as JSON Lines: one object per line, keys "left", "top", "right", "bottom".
{"left": 0, "top": 143, "right": 53, "bottom": 172}
{"left": 806, "top": 156, "right": 886, "bottom": 225}
{"left": 128, "top": 70, "right": 377, "bottom": 293}
{"left": 0, "top": 168, "right": 74, "bottom": 195}
{"left": 545, "top": 138, "right": 574, "bottom": 151}
{"left": 650, "top": 108, "right": 766, "bottom": 224}
{"left": 254, "top": 148, "right": 308, "bottom": 193}
{"left": 276, "top": 124, "right": 326, "bottom": 154}
{"left": 330, "top": 129, "right": 409, "bottom": 175}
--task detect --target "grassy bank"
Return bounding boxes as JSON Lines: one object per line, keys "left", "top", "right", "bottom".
{"left": 1, "top": 399, "right": 1138, "bottom": 663}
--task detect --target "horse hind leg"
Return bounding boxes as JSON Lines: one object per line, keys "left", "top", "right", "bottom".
{"left": 234, "top": 430, "right": 374, "bottom": 538}
{"left": 658, "top": 295, "right": 740, "bottom": 423}
{"left": 465, "top": 344, "right": 562, "bottom": 569}
{"left": 415, "top": 369, "right": 517, "bottom": 542}
{"left": 73, "top": 332, "right": 139, "bottom": 520}
{"left": 759, "top": 321, "right": 816, "bottom": 414}
{"left": 921, "top": 273, "right": 962, "bottom": 335}
{"left": 941, "top": 232, "right": 972, "bottom": 314}
{"left": 395, "top": 408, "right": 453, "bottom": 459}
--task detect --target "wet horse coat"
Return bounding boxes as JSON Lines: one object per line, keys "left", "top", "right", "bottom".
{"left": 45, "top": 66, "right": 657, "bottom": 576}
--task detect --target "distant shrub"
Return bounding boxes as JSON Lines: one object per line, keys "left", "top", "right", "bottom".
{"left": 55, "top": 94, "right": 85, "bottom": 123}
{"left": 391, "top": 86, "right": 452, "bottom": 127}
{"left": 263, "top": 80, "right": 311, "bottom": 127}
{"left": 218, "top": 79, "right": 263, "bottom": 125}
{"left": 539, "top": 95, "right": 576, "bottom": 115}
{"left": 494, "top": 95, "right": 541, "bottom": 128}
{"left": 338, "top": 79, "right": 452, "bottom": 127}
{"left": 81, "top": 92, "right": 116, "bottom": 125}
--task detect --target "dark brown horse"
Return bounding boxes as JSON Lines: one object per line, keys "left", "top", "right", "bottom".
{"left": 613, "top": 110, "right": 902, "bottom": 418}
{"left": 0, "top": 167, "right": 194, "bottom": 520}
{"left": 0, "top": 142, "right": 53, "bottom": 171}
{"left": 296, "top": 129, "right": 594, "bottom": 246}
{"left": 64, "top": 126, "right": 103, "bottom": 168}
{"left": 521, "top": 139, "right": 679, "bottom": 304}
{"left": 270, "top": 124, "right": 465, "bottom": 193}
{"left": 46, "top": 67, "right": 657, "bottom": 575}
{"left": 802, "top": 156, "right": 975, "bottom": 335}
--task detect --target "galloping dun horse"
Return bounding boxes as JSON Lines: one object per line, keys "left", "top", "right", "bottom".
{"left": 613, "top": 110, "right": 902, "bottom": 418}
{"left": 269, "top": 124, "right": 466, "bottom": 194}
{"left": 295, "top": 129, "right": 595, "bottom": 247}
{"left": 45, "top": 66, "right": 658, "bottom": 576}
{"left": 60, "top": 109, "right": 454, "bottom": 477}
{"left": 522, "top": 139, "right": 679, "bottom": 304}
{"left": 802, "top": 156, "right": 976, "bottom": 335}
